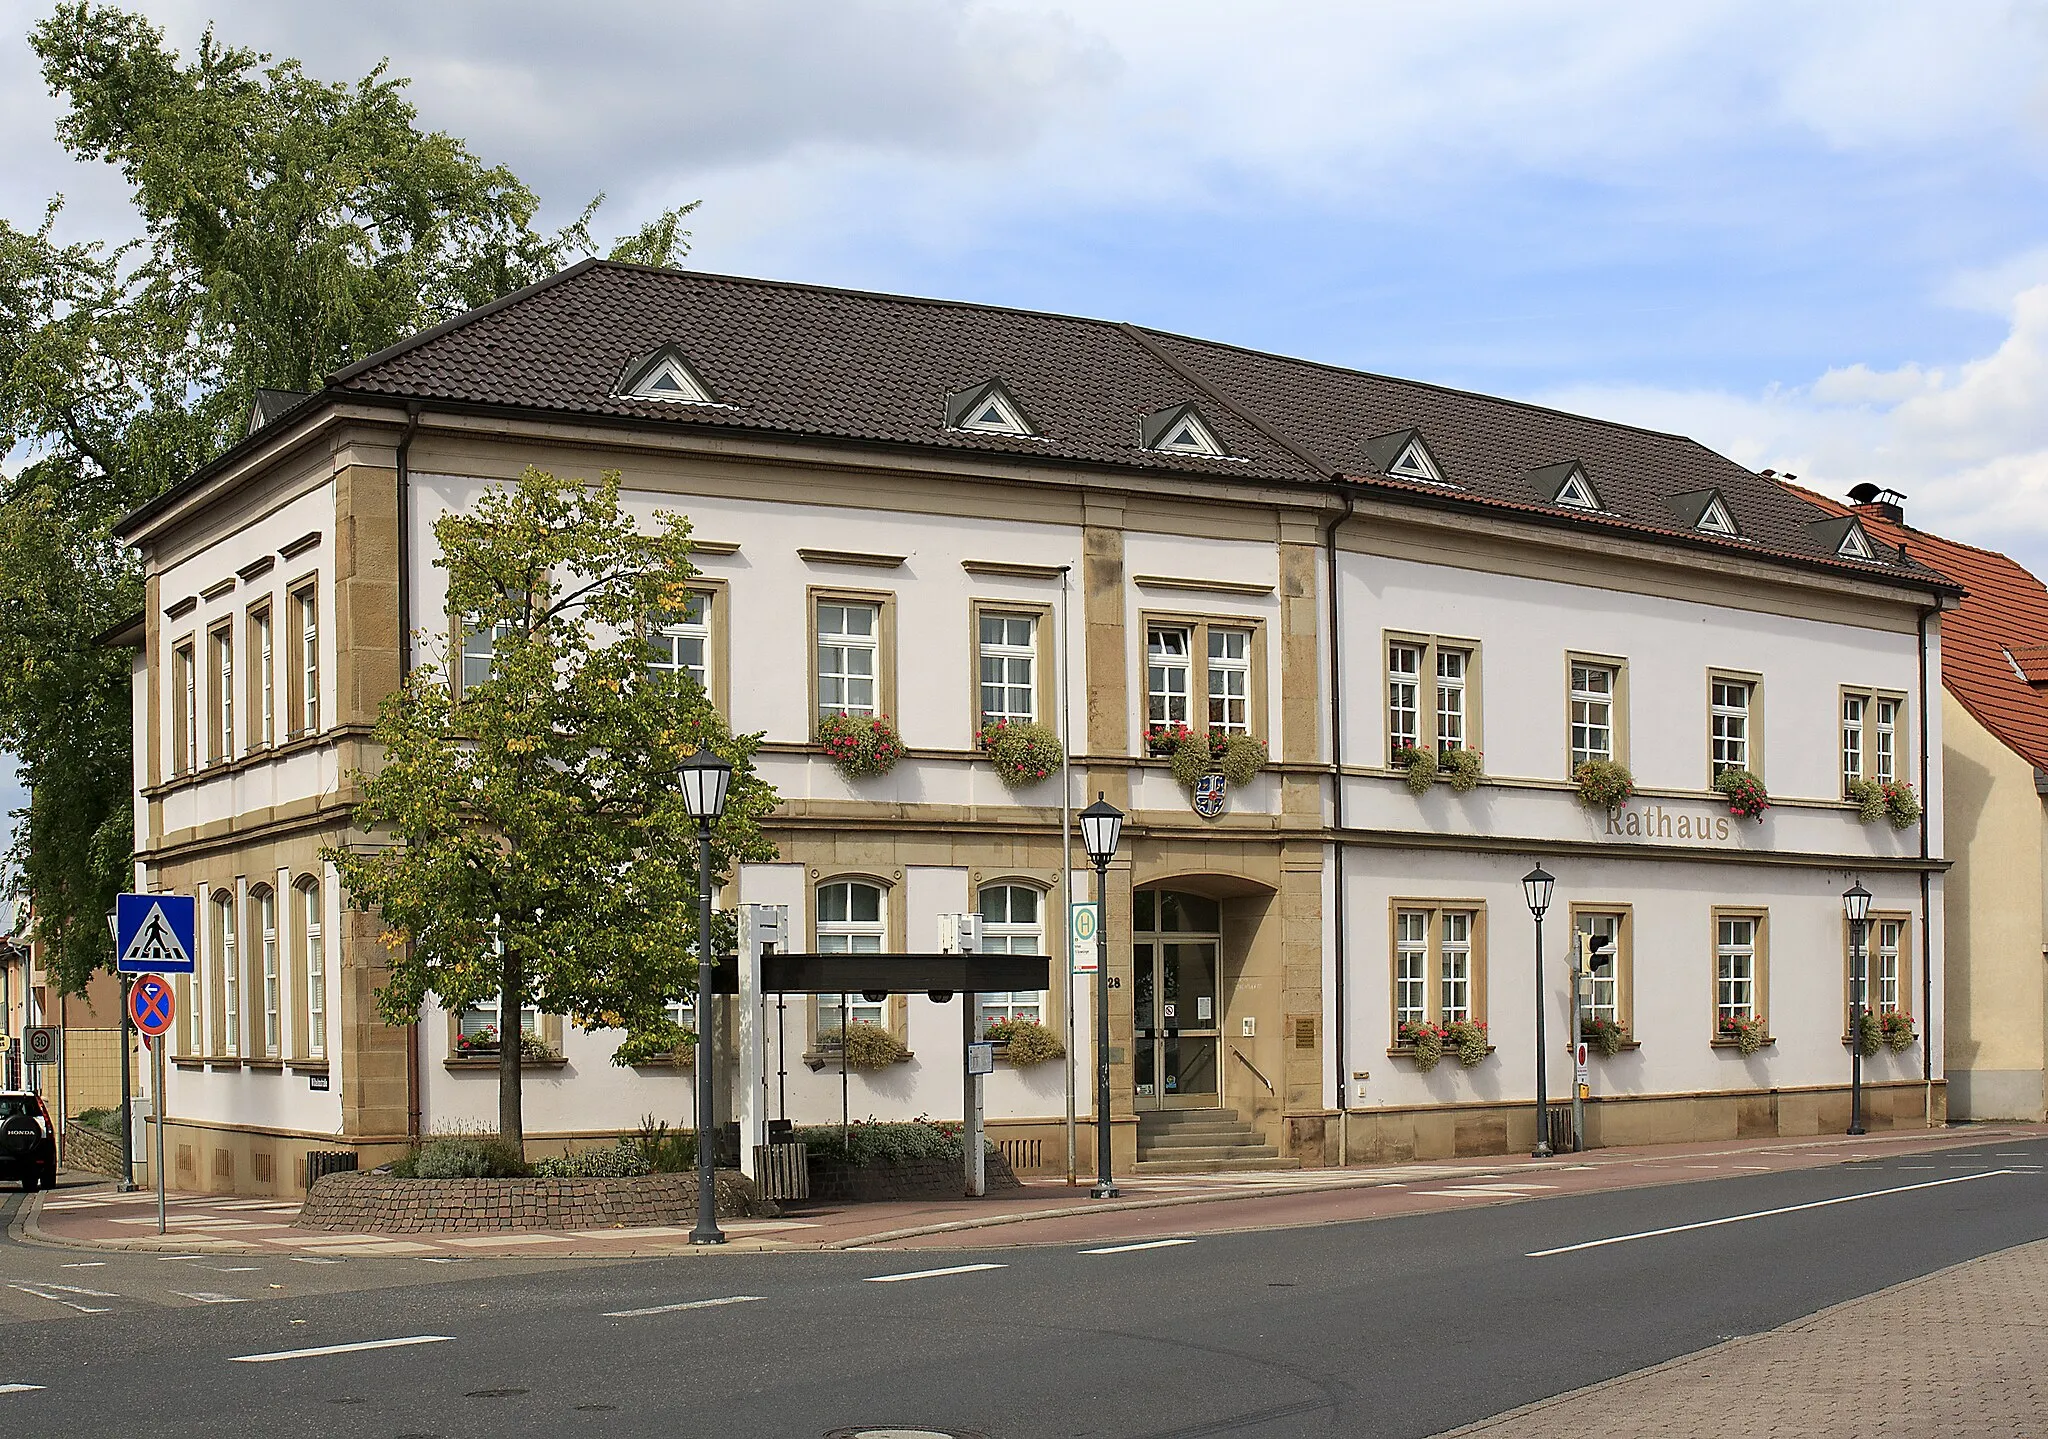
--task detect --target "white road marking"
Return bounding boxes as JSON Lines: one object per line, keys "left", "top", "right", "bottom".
{"left": 439, "top": 1233, "right": 571, "bottom": 1247}
{"left": 864, "top": 1263, "right": 1006, "bottom": 1283}
{"left": 8, "top": 1285, "right": 110, "bottom": 1315}
{"left": 58, "top": 1263, "right": 105, "bottom": 1269}
{"left": 0, "top": 1385, "right": 45, "bottom": 1396}
{"left": 16, "top": 1282, "right": 116, "bottom": 1298}
{"left": 171, "top": 1292, "right": 249, "bottom": 1304}
{"left": 207, "top": 1266, "right": 261, "bottom": 1273}
{"left": 288, "top": 1256, "right": 342, "bottom": 1265}
{"left": 1727, "top": 1164, "right": 1774, "bottom": 1171}
{"left": 229, "top": 1335, "right": 453, "bottom": 1364}
{"left": 1081, "top": 1239, "right": 1197, "bottom": 1254}
{"left": 604, "top": 1294, "right": 764, "bottom": 1318}
{"left": 1528, "top": 1170, "right": 2016, "bottom": 1257}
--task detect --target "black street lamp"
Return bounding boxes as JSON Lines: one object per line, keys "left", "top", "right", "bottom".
{"left": 1079, "top": 794, "right": 1124, "bottom": 1200}
{"left": 1523, "top": 863, "right": 1556, "bottom": 1159}
{"left": 677, "top": 747, "right": 733, "bottom": 1245}
{"left": 1843, "top": 879, "right": 1872, "bottom": 1137}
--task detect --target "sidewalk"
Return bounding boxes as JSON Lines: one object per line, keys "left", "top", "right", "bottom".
{"left": 1437, "top": 1235, "right": 2048, "bottom": 1438}
{"left": 19, "top": 1121, "right": 2045, "bottom": 1260}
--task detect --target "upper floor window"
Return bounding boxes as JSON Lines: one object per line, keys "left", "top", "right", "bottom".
{"left": 1570, "top": 661, "right": 1617, "bottom": 770}
{"left": 1384, "top": 633, "right": 1480, "bottom": 759}
{"left": 1388, "top": 643, "right": 1422, "bottom": 752}
{"left": 648, "top": 591, "right": 712, "bottom": 692}
{"left": 289, "top": 585, "right": 319, "bottom": 736}
{"left": 1843, "top": 689, "right": 1904, "bottom": 791}
{"left": 459, "top": 617, "right": 513, "bottom": 695}
{"left": 1842, "top": 693, "right": 1865, "bottom": 789}
{"left": 976, "top": 884, "right": 1046, "bottom": 1030}
{"left": 1715, "top": 913, "right": 1763, "bottom": 1027}
{"left": 173, "top": 641, "right": 197, "bottom": 776}
{"left": 1208, "top": 628, "right": 1252, "bottom": 735}
{"left": 248, "top": 606, "right": 274, "bottom": 749}
{"left": 979, "top": 613, "right": 1037, "bottom": 725}
{"left": 1435, "top": 648, "right": 1469, "bottom": 752}
{"left": 1146, "top": 616, "right": 1263, "bottom": 745}
{"left": 209, "top": 623, "right": 234, "bottom": 761}
{"left": 816, "top": 880, "right": 887, "bottom": 1032}
{"left": 816, "top": 601, "right": 880, "bottom": 716}
{"left": 1710, "top": 676, "right": 1753, "bottom": 777}
{"left": 1148, "top": 626, "right": 1192, "bottom": 728}
{"left": 1875, "top": 698, "right": 1898, "bottom": 783}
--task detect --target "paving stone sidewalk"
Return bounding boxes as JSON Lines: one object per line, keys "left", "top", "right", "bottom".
{"left": 1437, "top": 1237, "right": 2048, "bottom": 1438}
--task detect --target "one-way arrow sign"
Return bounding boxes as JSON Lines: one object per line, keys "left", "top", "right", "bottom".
{"left": 116, "top": 892, "right": 196, "bottom": 974}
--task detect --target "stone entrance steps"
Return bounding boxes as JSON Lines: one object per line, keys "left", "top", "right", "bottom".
{"left": 1134, "top": 1107, "right": 1302, "bottom": 1174}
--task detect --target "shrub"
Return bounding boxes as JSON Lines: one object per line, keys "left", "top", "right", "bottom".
{"left": 1713, "top": 767, "right": 1769, "bottom": 821}
{"left": 611, "top": 1019, "right": 696, "bottom": 1068}
{"left": 977, "top": 720, "right": 1064, "bottom": 789}
{"left": 1853, "top": 1009, "right": 1883, "bottom": 1057}
{"left": 1444, "top": 1018, "right": 1489, "bottom": 1067}
{"left": 1582, "top": 1016, "right": 1627, "bottom": 1056}
{"left": 1441, "top": 747, "right": 1484, "bottom": 793}
{"left": 817, "top": 1022, "right": 909, "bottom": 1070}
{"left": 984, "top": 1017, "right": 1065, "bottom": 1065}
{"left": 1575, "top": 760, "right": 1635, "bottom": 810}
{"left": 76, "top": 1106, "right": 122, "bottom": 1138}
{"left": 1393, "top": 743, "right": 1438, "bottom": 795}
{"left": 402, "top": 1131, "right": 530, "bottom": 1179}
{"left": 1718, "top": 1014, "right": 1768, "bottom": 1055}
{"left": 1879, "top": 1009, "right": 1916, "bottom": 1053}
{"left": 795, "top": 1116, "right": 992, "bottom": 1167}
{"left": 1399, "top": 1019, "right": 1445, "bottom": 1071}
{"left": 634, "top": 1116, "right": 697, "bottom": 1173}
{"left": 530, "top": 1141, "right": 651, "bottom": 1178}
{"left": 1880, "top": 781, "right": 1921, "bottom": 830}
{"left": 817, "top": 712, "right": 907, "bottom": 779}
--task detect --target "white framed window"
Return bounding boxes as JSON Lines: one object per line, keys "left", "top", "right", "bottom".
{"left": 1435, "top": 648, "right": 1469, "bottom": 752}
{"left": 174, "top": 642, "right": 198, "bottom": 775}
{"left": 211, "top": 625, "right": 234, "bottom": 761}
{"left": 1578, "top": 912, "right": 1621, "bottom": 1027}
{"left": 1388, "top": 643, "right": 1422, "bottom": 752}
{"left": 214, "top": 893, "right": 239, "bottom": 1057}
{"left": 1716, "top": 916, "right": 1757, "bottom": 1023}
{"left": 1439, "top": 911, "right": 1473, "bottom": 1022}
{"left": 1875, "top": 918, "right": 1903, "bottom": 1010}
{"left": 648, "top": 591, "right": 712, "bottom": 691}
{"left": 255, "top": 888, "right": 280, "bottom": 1058}
{"left": 816, "top": 881, "right": 887, "bottom": 1031}
{"left": 300, "top": 878, "right": 325, "bottom": 1060}
{"left": 1874, "top": 698, "right": 1898, "bottom": 784}
{"left": 977, "top": 884, "right": 1045, "bottom": 1030}
{"left": 1394, "top": 910, "right": 1429, "bottom": 1028}
{"left": 1148, "top": 626, "right": 1192, "bottom": 728}
{"left": 1207, "top": 628, "right": 1251, "bottom": 735}
{"left": 1711, "top": 678, "right": 1751, "bottom": 775}
{"left": 979, "top": 613, "right": 1037, "bottom": 724}
{"left": 250, "top": 607, "right": 274, "bottom": 748}
{"left": 460, "top": 618, "right": 514, "bottom": 694}
{"left": 460, "top": 995, "right": 539, "bottom": 1041}
{"left": 1842, "top": 693, "right": 1866, "bottom": 789}
{"left": 1570, "top": 663, "right": 1615, "bottom": 769}
{"left": 816, "top": 602, "right": 879, "bottom": 716}
{"left": 294, "top": 588, "right": 319, "bottom": 734}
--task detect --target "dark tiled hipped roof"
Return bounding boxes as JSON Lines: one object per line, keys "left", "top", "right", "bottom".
{"left": 188, "top": 260, "right": 1947, "bottom": 591}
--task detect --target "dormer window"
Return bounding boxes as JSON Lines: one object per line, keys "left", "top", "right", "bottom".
{"left": 1140, "top": 403, "right": 1228, "bottom": 458}
{"left": 1696, "top": 497, "right": 1738, "bottom": 536}
{"left": 1529, "top": 460, "right": 1601, "bottom": 512}
{"left": 1836, "top": 524, "right": 1873, "bottom": 561}
{"left": 1671, "top": 489, "right": 1742, "bottom": 539}
{"left": 945, "top": 380, "right": 1036, "bottom": 437}
{"left": 1364, "top": 429, "right": 1451, "bottom": 486}
{"left": 617, "top": 346, "right": 716, "bottom": 405}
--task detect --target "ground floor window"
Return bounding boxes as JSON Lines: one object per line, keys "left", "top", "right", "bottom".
{"left": 977, "top": 883, "right": 1046, "bottom": 1032}
{"left": 1715, "top": 911, "right": 1768, "bottom": 1032}
{"left": 1389, "top": 902, "right": 1486, "bottom": 1041}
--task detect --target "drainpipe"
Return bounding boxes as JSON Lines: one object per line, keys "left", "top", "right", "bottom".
{"left": 1324, "top": 489, "right": 1356, "bottom": 1162}
{"left": 396, "top": 403, "right": 422, "bottom": 1146}
{"left": 1918, "top": 603, "right": 1934, "bottom": 1124}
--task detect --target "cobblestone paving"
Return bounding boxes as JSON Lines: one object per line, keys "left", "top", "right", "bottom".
{"left": 1439, "top": 1238, "right": 2048, "bottom": 1438}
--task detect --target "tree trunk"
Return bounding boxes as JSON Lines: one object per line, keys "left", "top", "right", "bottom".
{"left": 499, "top": 946, "right": 524, "bottom": 1154}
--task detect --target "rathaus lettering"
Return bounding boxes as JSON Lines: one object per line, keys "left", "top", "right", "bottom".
{"left": 1604, "top": 805, "right": 1733, "bottom": 843}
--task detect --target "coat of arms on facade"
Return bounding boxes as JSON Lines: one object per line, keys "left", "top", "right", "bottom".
{"left": 1191, "top": 771, "right": 1228, "bottom": 819}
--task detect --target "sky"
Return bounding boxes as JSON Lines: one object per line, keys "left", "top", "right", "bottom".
{"left": 4, "top": 0, "right": 2048, "bottom": 845}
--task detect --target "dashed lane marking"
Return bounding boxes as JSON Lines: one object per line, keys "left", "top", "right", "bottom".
{"left": 229, "top": 1336, "right": 453, "bottom": 1364}
{"left": 604, "top": 1295, "right": 765, "bottom": 1319}
{"left": 8, "top": 1285, "right": 112, "bottom": 1315}
{"left": 864, "top": 1263, "right": 1006, "bottom": 1284}
{"left": 58, "top": 1263, "right": 105, "bottom": 1269}
{"left": 171, "top": 1292, "right": 250, "bottom": 1305}
{"left": 1528, "top": 1170, "right": 2016, "bottom": 1257}
{"left": 0, "top": 1385, "right": 45, "bottom": 1396}
{"left": 1081, "top": 1239, "right": 1197, "bottom": 1255}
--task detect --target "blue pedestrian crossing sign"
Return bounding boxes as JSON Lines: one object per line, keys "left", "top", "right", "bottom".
{"left": 115, "top": 892, "right": 196, "bottom": 974}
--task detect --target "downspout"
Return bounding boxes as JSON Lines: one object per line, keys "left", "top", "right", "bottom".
{"left": 1325, "top": 489, "right": 1356, "bottom": 1163}
{"left": 397, "top": 403, "right": 423, "bottom": 1145}
{"left": 1918, "top": 602, "right": 1934, "bottom": 1124}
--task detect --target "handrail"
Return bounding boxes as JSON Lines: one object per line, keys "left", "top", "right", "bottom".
{"left": 1230, "top": 1046, "right": 1275, "bottom": 1094}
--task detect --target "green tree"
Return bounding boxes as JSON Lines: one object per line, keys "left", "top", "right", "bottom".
{"left": 1, "top": 2, "right": 700, "bottom": 992}
{"left": 328, "top": 467, "right": 777, "bottom": 1149}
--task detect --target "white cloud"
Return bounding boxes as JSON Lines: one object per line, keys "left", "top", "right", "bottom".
{"left": 1533, "top": 277, "right": 2048, "bottom": 574}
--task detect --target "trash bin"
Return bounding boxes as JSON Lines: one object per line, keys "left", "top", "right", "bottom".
{"left": 753, "top": 1142, "right": 809, "bottom": 1201}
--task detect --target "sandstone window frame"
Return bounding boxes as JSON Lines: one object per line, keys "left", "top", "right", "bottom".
{"left": 645, "top": 578, "right": 731, "bottom": 713}
{"left": 1569, "top": 903, "right": 1634, "bottom": 1041}
{"left": 1707, "top": 669, "right": 1763, "bottom": 783}
{"left": 1710, "top": 906, "right": 1770, "bottom": 1042}
{"left": 970, "top": 599, "right": 1054, "bottom": 731}
{"left": 246, "top": 600, "right": 275, "bottom": 752}
{"left": 1386, "top": 899, "right": 1489, "bottom": 1047}
{"left": 809, "top": 587, "right": 896, "bottom": 732}
{"left": 286, "top": 576, "right": 319, "bottom": 739}
{"left": 1844, "top": 909, "right": 1913, "bottom": 1035}
{"left": 1382, "top": 631, "right": 1484, "bottom": 762}
{"left": 807, "top": 873, "right": 909, "bottom": 1053}
{"left": 1141, "top": 610, "right": 1269, "bottom": 746}
{"left": 1839, "top": 686, "right": 1908, "bottom": 796}
{"left": 207, "top": 620, "right": 235, "bottom": 764}
{"left": 1566, "top": 652, "right": 1630, "bottom": 774}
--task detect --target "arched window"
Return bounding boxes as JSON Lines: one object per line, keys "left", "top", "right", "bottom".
{"left": 296, "top": 877, "right": 325, "bottom": 1060}
{"left": 816, "top": 880, "right": 886, "bottom": 1033}
{"left": 252, "top": 886, "right": 279, "bottom": 1058}
{"left": 976, "top": 884, "right": 1046, "bottom": 1032}
{"left": 212, "top": 891, "right": 239, "bottom": 1057}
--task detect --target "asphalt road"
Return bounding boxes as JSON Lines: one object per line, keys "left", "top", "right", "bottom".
{"left": 2, "top": 1135, "right": 2045, "bottom": 1438}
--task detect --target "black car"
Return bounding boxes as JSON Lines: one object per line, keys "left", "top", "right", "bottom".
{"left": 0, "top": 1091, "right": 58, "bottom": 1191}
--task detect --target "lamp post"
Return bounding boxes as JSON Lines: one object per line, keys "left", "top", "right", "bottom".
{"left": 1079, "top": 794, "right": 1124, "bottom": 1200}
{"left": 677, "top": 747, "right": 733, "bottom": 1245}
{"left": 1523, "top": 864, "right": 1556, "bottom": 1158}
{"left": 1843, "top": 879, "right": 1871, "bottom": 1137}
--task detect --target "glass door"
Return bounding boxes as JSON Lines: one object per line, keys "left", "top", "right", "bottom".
{"left": 1132, "top": 891, "right": 1222, "bottom": 1111}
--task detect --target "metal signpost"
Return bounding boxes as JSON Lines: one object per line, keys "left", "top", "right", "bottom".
{"left": 115, "top": 893, "right": 195, "bottom": 1195}
{"left": 128, "top": 977, "right": 175, "bottom": 1236}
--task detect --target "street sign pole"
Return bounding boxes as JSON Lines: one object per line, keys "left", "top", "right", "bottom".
{"left": 154, "top": 1038, "right": 166, "bottom": 1235}
{"left": 118, "top": 975, "right": 135, "bottom": 1192}
{"left": 127, "top": 976, "right": 176, "bottom": 1231}
{"left": 1570, "top": 932, "right": 1585, "bottom": 1155}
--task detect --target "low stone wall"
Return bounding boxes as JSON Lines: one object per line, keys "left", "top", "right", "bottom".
{"left": 63, "top": 1121, "right": 123, "bottom": 1178}
{"left": 804, "top": 1150, "right": 1021, "bottom": 1204}
{"left": 298, "top": 1170, "right": 773, "bottom": 1233}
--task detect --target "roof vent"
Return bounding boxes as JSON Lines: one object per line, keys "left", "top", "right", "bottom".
{"left": 246, "top": 389, "right": 309, "bottom": 436}
{"left": 2006, "top": 644, "right": 2048, "bottom": 688}
{"left": 616, "top": 346, "right": 716, "bottom": 405}
{"left": 1847, "top": 483, "right": 1907, "bottom": 524}
{"left": 1139, "top": 402, "right": 1228, "bottom": 459}
{"left": 1362, "top": 429, "right": 1450, "bottom": 486}
{"left": 944, "top": 379, "right": 1036, "bottom": 437}
{"left": 1527, "top": 460, "right": 1602, "bottom": 512}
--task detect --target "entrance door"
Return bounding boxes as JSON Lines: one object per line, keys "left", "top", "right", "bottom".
{"left": 1132, "top": 890, "right": 1222, "bottom": 1110}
